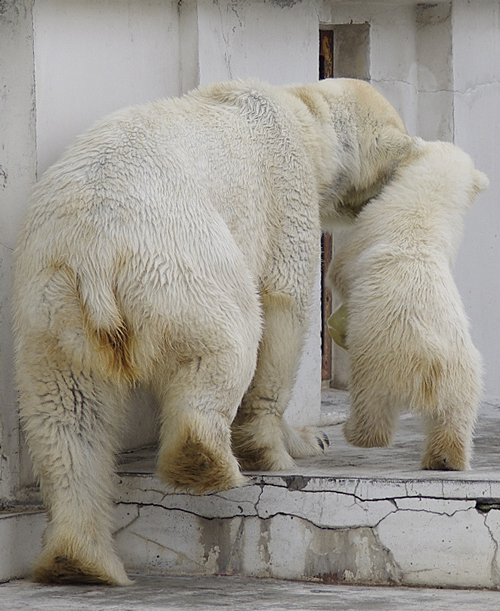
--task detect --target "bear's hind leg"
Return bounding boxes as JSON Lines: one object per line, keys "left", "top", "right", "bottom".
{"left": 343, "top": 385, "right": 400, "bottom": 448}
{"left": 419, "top": 358, "right": 480, "bottom": 471}
{"left": 156, "top": 326, "right": 259, "bottom": 494}
{"left": 18, "top": 350, "right": 131, "bottom": 585}
{"left": 421, "top": 402, "right": 477, "bottom": 471}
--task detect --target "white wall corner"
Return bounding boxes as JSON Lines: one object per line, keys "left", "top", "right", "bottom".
{"left": 0, "top": 0, "right": 37, "bottom": 500}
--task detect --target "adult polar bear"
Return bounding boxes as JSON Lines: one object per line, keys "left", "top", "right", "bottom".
{"left": 14, "top": 78, "right": 411, "bottom": 585}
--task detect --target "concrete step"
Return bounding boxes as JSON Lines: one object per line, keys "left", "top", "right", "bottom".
{"left": 114, "top": 393, "right": 500, "bottom": 590}
{"left": 2, "top": 391, "right": 500, "bottom": 592}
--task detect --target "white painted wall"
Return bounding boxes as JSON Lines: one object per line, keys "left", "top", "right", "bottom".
{"left": 415, "top": 3, "right": 453, "bottom": 142}
{"left": 451, "top": 0, "right": 500, "bottom": 404}
{"left": 194, "top": 0, "right": 320, "bottom": 86}
{"left": 34, "top": 0, "right": 182, "bottom": 176}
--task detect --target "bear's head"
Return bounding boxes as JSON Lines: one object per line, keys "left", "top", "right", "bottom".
{"left": 410, "top": 137, "right": 489, "bottom": 210}
{"left": 313, "top": 78, "right": 413, "bottom": 229}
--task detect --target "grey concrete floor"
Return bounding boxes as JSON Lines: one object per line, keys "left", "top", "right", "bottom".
{"left": 120, "top": 391, "right": 500, "bottom": 479}
{"left": 314, "top": 390, "right": 500, "bottom": 476}
{"left": 1, "top": 574, "right": 500, "bottom": 611}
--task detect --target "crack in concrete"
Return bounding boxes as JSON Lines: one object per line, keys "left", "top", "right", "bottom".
{"left": 252, "top": 478, "right": 492, "bottom": 505}
{"left": 256, "top": 509, "right": 400, "bottom": 533}
{"left": 453, "top": 80, "right": 500, "bottom": 96}
{"left": 483, "top": 515, "right": 500, "bottom": 587}
{"left": 377, "top": 505, "right": 475, "bottom": 521}
{"left": 113, "top": 509, "right": 140, "bottom": 536}
{"left": 116, "top": 500, "right": 253, "bottom": 523}
{"left": 370, "top": 525, "right": 404, "bottom": 583}
{"left": 125, "top": 524, "right": 209, "bottom": 570}
{"left": 114, "top": 493, "right": 500, "bottom": 588}
{"left": 255, "top": 482, "right": 265, "bottom": 514}
{"left": 403, "top": 567, "right": 439, "bottom": 575}
{"left": 116, "top": 499, "right": 399, "bottom": 533}
{"left": 216, "top": 1, "right": 235, "bottom": 79}
{"left": 371, "top": 76, "right": 500, "bottom": 97}
{"left": 371, "top": 77, "right": 419, "bottom": 92}
{"left": 120, "top": 476, "right": 496, "bottom": 515}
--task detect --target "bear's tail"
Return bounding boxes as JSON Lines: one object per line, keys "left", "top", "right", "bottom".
{"left": 76, "top": 271, "right": 137, "bottom": 384}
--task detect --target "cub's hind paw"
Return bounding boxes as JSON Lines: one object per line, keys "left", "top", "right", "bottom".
{"left": 421, "top": 450, "right": 469, "bottom": 471}
{"left": 422, "top": 434, "right": 470, "bottom": 471}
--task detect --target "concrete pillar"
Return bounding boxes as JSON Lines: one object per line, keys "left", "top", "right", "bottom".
{"left": 415, "top": 2, "right": 453, "bottom": 141}
{"left": 0, "top": 0, "right": 37, "bottom": 500}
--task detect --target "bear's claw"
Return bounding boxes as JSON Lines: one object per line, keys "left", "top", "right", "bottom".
{"left": 315, "top": 432, "right": 330, "bottom": 451}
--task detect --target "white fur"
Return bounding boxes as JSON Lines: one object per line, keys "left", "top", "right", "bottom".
{"left": 13, "top": 78, "right": 411, "bottom": 584}
{"left": 329, "top": 139, "right": 488, "bottom": 471}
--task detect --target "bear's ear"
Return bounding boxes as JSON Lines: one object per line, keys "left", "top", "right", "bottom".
{"left": 473, "top": 169, "right": 489, "bottom": 194}
{"left": 411, "top": 136, "right": 427, "bottom": 155}
{"left": 377, "top": 128, "right": 412, "bottom": 159}
{"left": 370, "top": 128, "right": 412, "bottom": 175}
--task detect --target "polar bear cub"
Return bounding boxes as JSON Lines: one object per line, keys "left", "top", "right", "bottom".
{"left": 329, "top": 139, "right": 488, "bottom": 470}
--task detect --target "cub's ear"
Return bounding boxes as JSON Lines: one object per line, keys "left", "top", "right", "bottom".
{"left": 473, "top": 169, "right": 489, "bottom": 194}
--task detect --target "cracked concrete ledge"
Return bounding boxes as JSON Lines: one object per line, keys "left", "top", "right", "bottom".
{"left": 110, "top": 399, "right": 500, "bottom": 590}
{"left": 113, "top": 470, "right": 500, "bottom": 590}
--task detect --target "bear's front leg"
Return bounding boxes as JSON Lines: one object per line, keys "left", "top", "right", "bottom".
{"left": 232, "top": 293, "right": 327, "bottom": 471}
